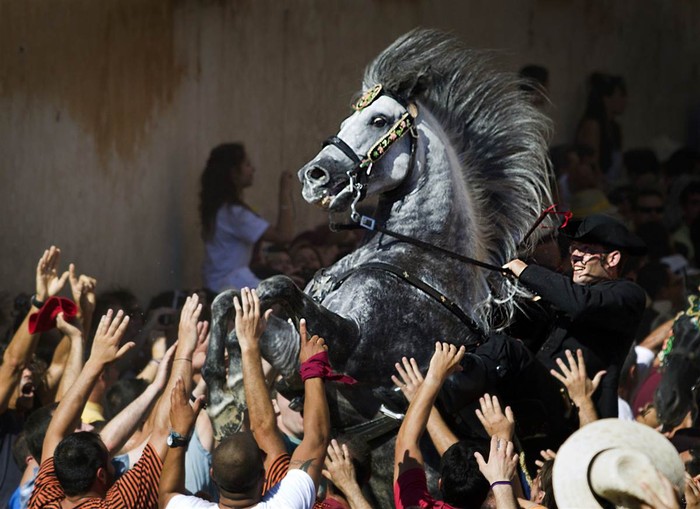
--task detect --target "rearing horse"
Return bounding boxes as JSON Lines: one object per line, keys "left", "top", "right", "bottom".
{"left": 203, "top": 29, "right": 553, "bottom": 506}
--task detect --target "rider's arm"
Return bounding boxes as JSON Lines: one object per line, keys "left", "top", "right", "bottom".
{"left": 517, "top": 264, "right": 646, "bottom": 323}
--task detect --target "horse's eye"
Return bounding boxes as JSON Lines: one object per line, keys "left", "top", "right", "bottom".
{"left": 371, "top": 116, "right": 388, "bottom": 128}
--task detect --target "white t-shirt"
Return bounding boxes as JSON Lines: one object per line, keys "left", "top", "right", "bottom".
{"left": 165, "top": 470, "right": 315, "bottom": 509}
{"left": 202, "top": 204, "right": 269, "bottom": 292}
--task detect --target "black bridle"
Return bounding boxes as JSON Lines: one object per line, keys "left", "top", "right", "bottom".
{"left": 322, "top": 84, "right": 419, "bottom": 221}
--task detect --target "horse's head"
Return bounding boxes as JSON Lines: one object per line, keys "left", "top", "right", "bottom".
{"left": 299, "top": 84, "right": 418, "bottom": 213}
{"left": 655, "top": 314, "right": 700, "bottom": 428}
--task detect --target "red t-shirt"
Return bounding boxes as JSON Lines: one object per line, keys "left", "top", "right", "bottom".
{"left": 394, "top": 467, "right": 459, "bottom": 509}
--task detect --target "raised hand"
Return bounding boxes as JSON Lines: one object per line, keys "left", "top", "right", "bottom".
{"left": 534, "top": 448, "right": 557, "bottom": 470}
{"left": 169, "top": 376, "right": 205, "bottom": 437}
{"left": 234, "top": 287, "right": 272, "bottom": 351}
{"left": 68, "top": 264, "right": 97, "bottom": 316}
{"left": 322, "top": 439, "right": 360, "bottom": 495}
{"left": 153, "top": 343, "right": 177, "bottom": 391}
{"left": 391, "top": 357, "right": 424, "bottom": 403}
{"left": 474, "top": 435, "right": 519, "bottom": 485}
{"left": 550, "top": 349, "right": 605, "bottom": 406}
{"left": 426, "top": 342, "right": 465, "bottom": 383}
{"left": 476, "top": 393, "right": 515, "bottom": 441}
{"left": 55, "top": 312, "right": 82, "bottom": 339}
{"left": 35, "top": 246, "right": 69, "bottom": 302}
{"left": 299, "top": 318, "right": 327, "bottom": 363}
{"left": 89, "top": 309, "right": 134, "bottom": 367}
{"left": 177, "top": 294, "right": 203, "bottom": 355}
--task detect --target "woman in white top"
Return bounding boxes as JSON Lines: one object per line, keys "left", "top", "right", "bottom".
{"left": 199, "top": 143, "right": 295, "bottom": 292}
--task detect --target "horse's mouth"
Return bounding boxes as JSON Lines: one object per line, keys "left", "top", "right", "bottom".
{"left": 313, "top": 181, "right": 354, "bottom": 211}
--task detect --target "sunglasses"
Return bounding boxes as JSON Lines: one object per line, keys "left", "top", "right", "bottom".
{"left": 288, "top": 395, "right": 305, "bottom": 413}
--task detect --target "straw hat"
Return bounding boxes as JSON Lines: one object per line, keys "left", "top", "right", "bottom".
{"left": 553, "top": 419, "right": 685, "bottom": 508}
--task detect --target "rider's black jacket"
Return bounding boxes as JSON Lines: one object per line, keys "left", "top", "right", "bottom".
{"left": 519, "top": 264, "right": 646, "bottom": 419}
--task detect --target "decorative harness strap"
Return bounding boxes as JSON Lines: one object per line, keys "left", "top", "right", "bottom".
{"left": 330, "top": 261, "right": 485, "bottom": 346}
{"left": 322, "top": 84, "right": 418, "bottom": 202}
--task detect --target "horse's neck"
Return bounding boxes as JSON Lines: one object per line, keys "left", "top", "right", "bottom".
{"left": 375, "top": 115, "right": 485, "bottom": 263}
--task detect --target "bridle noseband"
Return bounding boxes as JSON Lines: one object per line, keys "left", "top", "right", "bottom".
{"left": 322, "top": 84, "right": 418, "bottom": 222}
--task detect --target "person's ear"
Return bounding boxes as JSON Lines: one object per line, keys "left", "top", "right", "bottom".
{"left": 536, "top": 489, "right": 545, "bottom": 503}
{"left": 605, "top": 250, "right": 622, "bottom": 268}
{"left": 96, "top": 466, "right": 108, "bottom": 486}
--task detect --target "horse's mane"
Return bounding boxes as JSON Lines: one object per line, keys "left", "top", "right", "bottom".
{"left": 362, "top": 28, "right": 554, "bottom": 331}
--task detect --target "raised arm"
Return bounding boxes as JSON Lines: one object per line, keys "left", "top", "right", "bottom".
{"left": 148, "top": 294, "right": 206, "bottom": 460}
{"left": 0, "top": 247, "right": 67, "bottom": 413}
{"left": 100, "top": 343, "right": 175, "bottom": 455}
{"left": 54, "top": 314, "right": 85, "bottom": 401}
{"left": 41, "top": 309, "right": 133, "bottom": 463}
{"left": 392, "top": 356, "right": 459, "bottom": 456}
{"left": 260, "top": 170, "right": 295, "bottom": 243}
{"left": 322, "top": 439, "right": 372, "bottom": 509}
{"left": 236, "top": 287, "right": 286, "bottom": 465}
{"left": 394, "top": 342, "right": 465, "bottom": 481}
{"left": 158, "top": 377, "right": 205, "bottom": 508}
{"left": 474, "top": 436, "right": 519, "bottom": 509}
{"left": 550, "top": 349, "right": 605, "bottom": 427}
{"left": 288, "top": 319, "right": 331, "bottom": 489}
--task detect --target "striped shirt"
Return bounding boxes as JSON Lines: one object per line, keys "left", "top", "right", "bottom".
{"left": 27, "top": 443, "right": 163, "bottom": 509}
{"left": 262, "top": 453, "right": 291, "bottom": 494}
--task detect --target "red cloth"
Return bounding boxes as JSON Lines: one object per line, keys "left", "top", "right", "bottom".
{"left": 394, "top": 468, "right": 458, "bottom": 509}
{"left": 300, "top": 351, "right": 357, "bottom": 385}
{"left": 28, "top": 297, "right": 78, "bottom": 334}
{"left": 632, "top": 366, "right": 661, "bottom": 417}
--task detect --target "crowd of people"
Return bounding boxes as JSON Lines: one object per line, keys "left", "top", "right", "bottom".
{"left": 1, "top": 67, "right": 700, "bottom": 509}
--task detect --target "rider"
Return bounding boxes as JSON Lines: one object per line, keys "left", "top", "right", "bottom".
{"left": 503, "top": 213, "right": 647, "bottom": 420}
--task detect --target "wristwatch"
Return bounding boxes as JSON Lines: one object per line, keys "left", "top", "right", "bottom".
{"left": 167, "top": 430, "right": 190, "bottom": 448}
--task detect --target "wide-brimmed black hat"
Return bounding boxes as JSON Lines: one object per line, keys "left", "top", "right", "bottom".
{"left": 564, "top": 214, "right": 647, "bottom": 256}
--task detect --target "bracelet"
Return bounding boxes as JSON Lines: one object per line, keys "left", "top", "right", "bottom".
{"left": 149, "top": 358, "right": 161, "bottom": 365}
{"left": 490, "top": 480, "right": 512, "bottom": 489}
{"left": 174, "top": 358, "right": 192, "bottom": 362}
{"left": 31, "top": 294, "right": 46, "bottom": 309}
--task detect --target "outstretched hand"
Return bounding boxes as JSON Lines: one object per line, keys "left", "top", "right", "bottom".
{"left": 426, "top": 342, "right": 465, "bottom": 383}
{"left": 234, "top": 287, "right": 272, "bottom": 351}
{"left": 89, "top": 310, "right": 134, "bottom": 367}
{"left": 169, "top": 376, "right": 205, "bottom": 437}
{"left": 322, "top": 439, "right": 360, "bottom": 494}
{"left": 474, "top": 435, "right": 519, "bottom": 485}
{"left": 56, "top": 312, "right": 82, "bottom": 339}
{"left": 177, "top": 294, "right": 203, "bottom": 355}
{"left": 550, "top": 349, "right": 605, "bottom": 406}
{"left": 391, "top": 357, "right": 424, "bottom": 403}
{"left": 35, "top": 246, "right": 69, "bottom": 302}
{"left": 68, "top": 264, "right": 97, "bottom": 319}
{"left": 299, "top": 318, "right": 328, "bottom": 363}
{"left": 476, "top": 393, "right": 515, "bottom": 441}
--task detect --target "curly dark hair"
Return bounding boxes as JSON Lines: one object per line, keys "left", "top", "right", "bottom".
{"left": 199, "top": 143, "right": 248, "bottom": 240}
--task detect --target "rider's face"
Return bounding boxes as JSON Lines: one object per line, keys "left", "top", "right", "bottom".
{"left": 569, "top": 242, "right": 612, "bottom": 285}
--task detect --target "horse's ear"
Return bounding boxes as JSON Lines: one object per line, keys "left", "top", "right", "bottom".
{"left": 402, "top": 67, "right": 432, "bottom": 101}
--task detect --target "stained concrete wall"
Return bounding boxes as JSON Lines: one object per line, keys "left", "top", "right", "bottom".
{"left": 1, "top": 0, "right": 698, "bottom": 305}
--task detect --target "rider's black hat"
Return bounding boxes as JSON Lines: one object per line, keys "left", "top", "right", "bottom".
{"left": 564, "top": 214, "right": 647, "bottom": 256}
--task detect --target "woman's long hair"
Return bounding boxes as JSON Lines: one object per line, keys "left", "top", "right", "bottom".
{"left": 199, "top": 143, "right": 247, "bottom": 240}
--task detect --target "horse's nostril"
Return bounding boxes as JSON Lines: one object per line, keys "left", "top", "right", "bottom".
{"left": 305, "top": 166, "right": 329, "bottom": 183}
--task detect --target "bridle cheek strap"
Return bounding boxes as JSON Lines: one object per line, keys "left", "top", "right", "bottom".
{"left": 322, "top": 112, "right": 416, "bottom": 177}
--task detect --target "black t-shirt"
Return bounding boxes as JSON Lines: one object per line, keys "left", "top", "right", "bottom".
{"left": 0, "top": 410, "right": 23, "bottom": 508}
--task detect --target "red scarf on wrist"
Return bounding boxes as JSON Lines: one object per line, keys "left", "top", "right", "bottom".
{"left": 300, "top": 351, "right": 357, "bottom": 385}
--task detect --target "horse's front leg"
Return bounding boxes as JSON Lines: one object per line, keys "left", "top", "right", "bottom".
{"left": 256, "top": 275, "right": 359, "bottom": 370}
